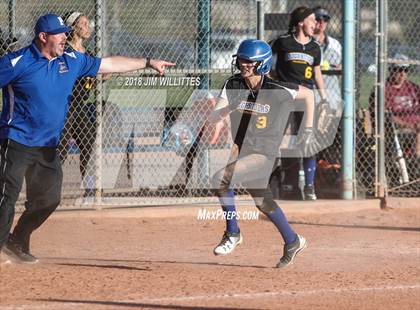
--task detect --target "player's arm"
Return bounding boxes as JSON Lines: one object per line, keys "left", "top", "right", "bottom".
{"left": 314, "top": 65, "right": 327, "bottom": 100}
{"left": 99, "top": 56, "right": 175, "bottom": 75}
{"left": 209, "top": 81, "right": 236, "bottom": 123}
{"left": 209, "top": 98, "right": 231, "bottom": 123}
{"left": 204, "top": 95, "right": 226, "bottom": 144}
{"left": 296, "top": 85, "right": 315, "bottom": 128}
{"left": 208, "top": 121, "right": 226, "bottom": 144}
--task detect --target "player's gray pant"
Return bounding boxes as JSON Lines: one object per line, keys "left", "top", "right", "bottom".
{"left": 0, "top": 139, "right": 62, "bottom": 250}
{"left": 211, "top": 152, "right": 278, "bottom": 212}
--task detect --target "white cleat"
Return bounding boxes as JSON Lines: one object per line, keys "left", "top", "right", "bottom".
{"left": 213, "top": 231, "right": 243, "bottom": 255}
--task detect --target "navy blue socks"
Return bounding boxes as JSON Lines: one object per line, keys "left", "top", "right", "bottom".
{"left": 266, "top": 204, "right": 297, "bottom": 244}
{"left": 219, "top": 189, "right": 239, "bottom": 234}
{"left": 303, "top": 158, "right": 316, "bottom": 186}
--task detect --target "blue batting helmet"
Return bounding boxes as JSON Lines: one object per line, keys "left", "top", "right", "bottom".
{"left": 234, "top": 39, "right": 272, "bottom": 75}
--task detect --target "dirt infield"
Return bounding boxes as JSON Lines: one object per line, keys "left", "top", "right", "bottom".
{"left": 1, "top": 199, "right": 419, "bottom": 310}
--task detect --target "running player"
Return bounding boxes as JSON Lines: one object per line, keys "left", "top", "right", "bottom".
{"left": 271, "top": 6, "right": 328, "bottom": 200}
{"left": 209, "top": 39, "right": 314, "bottom": 268}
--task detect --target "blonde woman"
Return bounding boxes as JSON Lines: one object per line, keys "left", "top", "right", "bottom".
{"left": 59, "top": 12, "right": 98, "bottom": 197}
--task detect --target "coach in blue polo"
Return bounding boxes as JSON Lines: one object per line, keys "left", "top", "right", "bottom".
{"left": 0, "top": 13, "right": 174, "bottom": 265}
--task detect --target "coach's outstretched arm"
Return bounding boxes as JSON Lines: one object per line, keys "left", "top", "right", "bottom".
{"left": 99, "top": 56, "right": 175, "bottom": 75}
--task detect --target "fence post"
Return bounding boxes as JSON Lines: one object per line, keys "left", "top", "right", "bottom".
{"left": 256, "top": 0, "right": 264, "bottom": 40}
{"left": 341, "top": 0, "right": 356, "bottom": 199}
{"left": 196, "top": 0, "right": 211, "bottom": 189}
{"left": 197, "top": 0, "right": 210, "bottom": 89}
{"left": 376, "top": 0, "right": 387, "bottom": 198}
{"left": 94, "top": 0, "right": 105, "bottom": 208}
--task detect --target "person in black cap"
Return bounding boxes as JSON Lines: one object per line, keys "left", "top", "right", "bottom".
{"left": 270, "top": 6, "right": 327, "bottom": 201}
{"left": 313, "top": 6, "right": 342, "bottom": 110}
{"left": 311, "top": 6, "right": 343, "bottom": 195}
{"left": 368, "top": 53, "right": 419, "bottom": 175}
{"left": 0, "top": 13, "right": 174, "bottom": 265}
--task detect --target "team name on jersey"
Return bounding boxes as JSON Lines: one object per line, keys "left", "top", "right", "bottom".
{"left": 238, "top": 101, "right": 270, "bottom": 113}
{"left": 285, "top": 52, "right": 314, "bottom": 65}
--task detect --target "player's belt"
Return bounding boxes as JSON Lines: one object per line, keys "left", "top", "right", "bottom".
{"left": 300, "top": 82, "right": 314, "bottom": 89}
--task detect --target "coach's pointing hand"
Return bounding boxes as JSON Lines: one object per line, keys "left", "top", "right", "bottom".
{"left": 148, "top": 59, "right": 176, "bottom": 75}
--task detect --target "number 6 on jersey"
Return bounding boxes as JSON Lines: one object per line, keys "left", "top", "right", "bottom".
{"left": 304, "top": 66, "right": 312, "bottom": 79}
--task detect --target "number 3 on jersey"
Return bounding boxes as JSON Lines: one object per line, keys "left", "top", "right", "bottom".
{"left": 256, "top": 116, "right": 267, "bottom": 129}
{"left": 304, "top": 66, "right": 312, "bottom": 79}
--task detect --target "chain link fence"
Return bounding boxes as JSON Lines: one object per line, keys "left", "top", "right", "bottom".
{"left": 0, "top": 0, "right": 418, "bottom": 208}
{"left": 355, "top": 0, "right": 419, "bottom": 198}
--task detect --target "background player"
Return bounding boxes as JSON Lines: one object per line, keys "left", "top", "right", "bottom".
{"left": 58, "top": 11, "right": 99, "bottom": 197}
{"left": 209, "top": 39, "right": 315, "bottom": 268}
{"left": 270, "top": 6, "right": 327, "bottom": 200}
{"left": 368, "top": 53, "right": 420, "bottom": 186}
{"left": 313, "top": 6, "right": 342, "bottom": 111}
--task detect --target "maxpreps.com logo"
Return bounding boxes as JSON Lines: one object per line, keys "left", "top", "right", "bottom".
{"left": 237, "top": 101, "right": 270, "bottom": 113}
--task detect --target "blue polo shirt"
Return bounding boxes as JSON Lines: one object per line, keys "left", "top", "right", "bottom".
{"left": 0, "top": 42, "right": 101, "bottom": 147}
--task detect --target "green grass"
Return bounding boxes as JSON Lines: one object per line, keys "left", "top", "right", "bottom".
{"left": 358, "top": 73, "right": 375, "bottom": 109}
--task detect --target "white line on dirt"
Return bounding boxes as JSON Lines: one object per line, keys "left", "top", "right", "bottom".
{"left": 127, "top": 284, "right": 420, "bottom": 303}
{"left": 2, "top": 284, "right": 420, "bottom": 310}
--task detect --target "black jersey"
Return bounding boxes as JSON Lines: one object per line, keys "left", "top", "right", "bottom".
{"left": 271, "top": 34, "right": 321, "bottom": 88}
{"left": 65, "top": 43, "right": 95, "bottom": 105}
{"left": 219, "top": 74, "right": 297, "bottom": 157}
